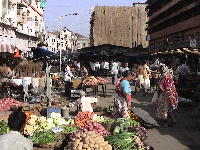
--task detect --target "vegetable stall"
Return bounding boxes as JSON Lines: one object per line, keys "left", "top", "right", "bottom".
{"left": 0, "top": 110, "right": 153, "bottom": 150}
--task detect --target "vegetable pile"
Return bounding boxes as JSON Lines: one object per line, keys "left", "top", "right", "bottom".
{"left": 82, "top": 76, "right": 98, "bottom": 86}
{"left": 105, "top": 132, "right": 135, "bottom": 150}
{"left": 0, "top": 98, "right": 24, "bottom": 112}
{"left": 0, "top": 121, "right": 9, "bottom": 135}
{"left": 65, "top": 131, "right": 112, "bottom": 150}
{"left": 97, "top": 77, "right": 108, "bottom": 84}
{"left": 29, "top": 130, "right": 58, "bottom": 145}
{"left": 80, "top": 121, "right": 109, "bottom": 136}
{"left": 24, "top": 113, "right": 74, "bottom": 135}
{"left": 92, "top": 114, "right": 105, "bottom": 122}
{"left": 75, "top": 112, "right": 94, "bottom": 128}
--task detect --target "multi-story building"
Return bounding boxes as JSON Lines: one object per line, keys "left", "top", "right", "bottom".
{"left": 76, "top": 33, "right": 90, "bottom": 49}
{"left": 90, "top": 3, "right": 148, "bottom": 48}
{"left": 59, "top": 27, "right": 78, "bottom": 53}
{"left": 0, "top": 0, "right": 45, "bottom": 55}
{"left": 46, "top": 31, "right": 60, "bottom": 53}
{"left": 147, "top": 0, "right": 200, "bottom": 51}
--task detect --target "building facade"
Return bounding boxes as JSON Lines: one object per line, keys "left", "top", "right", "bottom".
{"left": 0, "top": 0, "right": 45, "bottom": 55}
{"left": 46, "top": 31, "right": 60, "bottom": 53}
{"left": 76, "top": 33, "right": 90, "bottom": 50}
{"left": 59, "top": 28, "right": 78, "bottom": 53}
{"left": 147, "top": 0, "right": 200, "bottom": 51}
{"left": 90, "top": 3, "right": 148, "bottom": 48}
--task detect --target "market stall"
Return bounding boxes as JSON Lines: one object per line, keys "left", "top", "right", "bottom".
{"left": 0, "top": 109, "right": 154, "bottom": 150}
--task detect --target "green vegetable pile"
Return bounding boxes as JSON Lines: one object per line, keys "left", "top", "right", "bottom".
{"left": 112, "top": 118, "right": 140, "bottom": 134}
{"left": 116, "top": 118, "right": 140, "bottom": 127}
{"left": 29, "top": 130, "right": 58, "bottom": 145}
{"left": 0, "top": 121, "right": 9, "bottom": 135}
{"left": 105, "top": 132, "right": 135, "bottom": 150}
{"left": 62, "top": 125, "right": 77, "bottom": 134}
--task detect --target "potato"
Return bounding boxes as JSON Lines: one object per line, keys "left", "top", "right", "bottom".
{"left": 82, "top": 144, "right": 88, "bottom": 149}
{"left": 94, "top": 144, "right": 99, "bottom": 149}
{"left": 107, "top": 145, "right": 112, "bottom": 150}
{"left": 77, "top": 145, "right": 82, "bottom": 150}
{"left": 88, "top": 143, "right": 94, "bottom": 148}
{"left": 77, "top": 133, "right": 81, "bottom": 138}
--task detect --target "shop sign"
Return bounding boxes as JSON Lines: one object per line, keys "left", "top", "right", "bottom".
{"left": 190, "top": 39, "right": 197, "bottom": 48}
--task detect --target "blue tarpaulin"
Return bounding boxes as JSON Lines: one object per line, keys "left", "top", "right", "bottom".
{"left": 33, "top": 47, "right": 59, "bottom": 59}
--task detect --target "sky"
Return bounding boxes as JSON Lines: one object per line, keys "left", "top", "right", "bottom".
{"left": 44, "top": 0, "right": 146, "bottom": 37}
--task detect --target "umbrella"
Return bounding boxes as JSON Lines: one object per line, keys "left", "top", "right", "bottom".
{"left": 131, "top": 107, "right": 159, "bottom": 127}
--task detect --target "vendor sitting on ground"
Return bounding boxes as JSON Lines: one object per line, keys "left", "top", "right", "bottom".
{"left": 77, "top": 91, "right": 98, "bottom": 112}
{"left": 0, "top": 111, "right": 33, "bottom": 150}
{"left": 113, "top": 70, "right": 134, "bottom": 118}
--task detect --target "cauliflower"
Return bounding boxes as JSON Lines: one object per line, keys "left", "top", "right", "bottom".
{"left": 45, "top": 118, "right": 56, "bottom": 130}
{"left": 92, "top": 114, "right": 104, "bottom": 122}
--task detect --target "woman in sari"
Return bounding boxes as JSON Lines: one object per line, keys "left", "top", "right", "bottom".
{"left": 156, "top": 64, "right": 178, "bottom": 125}
{"left": 113, "top": 71, "right": 134, "bottom": 118}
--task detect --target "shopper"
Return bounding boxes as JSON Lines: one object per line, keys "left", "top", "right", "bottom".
{"left": 0, "top": 111, "right": 33, "bottom": 150}
{"left": 64, "top": 62, "right": 74, "bottom": 97}
{"left": 103, "top": 60, "right": 109, "bottom": 77}
{"left": 111, "top": 60, "right": 119, "bottom": 85}
{"left": 176, "top": 61, "right": 190, "bottom": 88}
{"left": 143, "top": 61, "right": 151, "bottom": 92}
{"left": 153, "top": 64, "right": 178, "bottom": 126}
{"left": 94, "top": 61, "right": 100, "bottom": 77}
{"left": 113, "top": 71, "right": 134, "bottom": 118}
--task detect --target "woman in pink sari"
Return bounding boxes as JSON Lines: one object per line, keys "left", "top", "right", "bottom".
{"left": 156, "top": 64, "right": 178, "bottom": 125}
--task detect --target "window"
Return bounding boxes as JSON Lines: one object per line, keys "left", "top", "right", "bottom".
{"left": 2, "top": 0, "right": 8, "bottom": 17}
{"left": 17, "top": 9, "right": 20, "bottom": 15}
{"left": 82, "top": 43, "right": 86, "bottom": 47}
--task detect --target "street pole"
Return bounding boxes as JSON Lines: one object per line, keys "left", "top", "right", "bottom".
{"left": 60, "top": 48, "right": 62, "bottom": 72}
{"left": 59, "top": 12, "right": 78, "bottom": 72}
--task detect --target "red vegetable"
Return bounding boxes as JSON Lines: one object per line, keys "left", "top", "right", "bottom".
{"left": 0, "top": 98, "right": 24, "bottom": 112}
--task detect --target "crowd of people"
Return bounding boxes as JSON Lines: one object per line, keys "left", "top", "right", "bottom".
{"left": 0, "top": 57, "right": 193, "bottom": 150}
{"left": 62, "top": 58, "right": 191, "bottom": 126}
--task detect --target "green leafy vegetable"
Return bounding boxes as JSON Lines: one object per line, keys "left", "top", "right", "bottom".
{"left": 0, "top": 121, "right": 9, "bottom": 135}
{"left": 29, "top": 130, "right": 57, "bottom": 145}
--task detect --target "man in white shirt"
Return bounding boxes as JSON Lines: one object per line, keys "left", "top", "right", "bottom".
{"left": 119, "top": 62, "right": 129, "bottom": 77}
{"left": 111, "top": 61, "right": 119, "bottom": 84}
{"left": 90, "top": 61, "right": 95, "bottom": 76}
{"left": 94, "top": 61, "right": 100, "bottom": 77}
{"left": 103, "top": 60, "right": 109, "bottom": 77}
{"left": 0, "top": 111, "right": 33, "bottom": 150}
{"left": 64, "top": 62, "right": 74, "bottom": 97}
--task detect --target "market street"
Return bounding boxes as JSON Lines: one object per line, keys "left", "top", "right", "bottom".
{"left": 1, "top": 0, "right": 200, "bottom": 150}
{"left": 65, "top": 79, "right": 200, "bottom": 150}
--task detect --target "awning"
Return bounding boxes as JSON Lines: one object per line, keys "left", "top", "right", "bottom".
{"left": 0, "top": 43, "right": 15, "bottom": 53}
{"left": 33, "top": 47, "right": 59, "bottom": 60}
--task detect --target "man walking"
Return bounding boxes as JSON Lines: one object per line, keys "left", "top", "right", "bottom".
{"left": 111, "top": 60, "right": 119, "bottom": 85}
